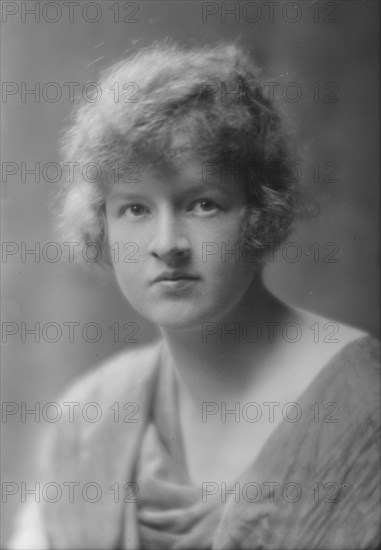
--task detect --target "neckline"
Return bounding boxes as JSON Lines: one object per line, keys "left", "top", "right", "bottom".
{"left": 159, "top": 334, "right": 372, "bottom": 488}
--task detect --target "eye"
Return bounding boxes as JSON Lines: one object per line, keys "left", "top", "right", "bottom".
{"left": 119, "top": 204, "right": 149, "bottom": 218}
{"left": 190, "top": 199, "right": 220, "bottom": 215}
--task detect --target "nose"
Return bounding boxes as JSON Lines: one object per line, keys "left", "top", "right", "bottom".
{"left": 148, "top": 208, "right": 191, "bottom": 263}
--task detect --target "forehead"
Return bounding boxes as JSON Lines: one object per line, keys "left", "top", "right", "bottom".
{"left": 162, "top": 124, "right": 248, "bottom": 188}
{"left": 107, "top": 163, "right": 230, "bottom": 198}
{"left": 106, "top": 122, "right": 248, "bottom": 197}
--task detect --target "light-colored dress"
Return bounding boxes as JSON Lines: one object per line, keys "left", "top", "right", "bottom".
{"left": 8, "top": 336, "right": 380, "bottom": 549}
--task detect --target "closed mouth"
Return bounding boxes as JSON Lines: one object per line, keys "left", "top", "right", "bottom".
{"left": 152, "top": 273, "right": 200, "bottom": 284}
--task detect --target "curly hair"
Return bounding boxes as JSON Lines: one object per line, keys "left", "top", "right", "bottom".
{"left": 58, "top": 40, "right": 301, "bottom": 266}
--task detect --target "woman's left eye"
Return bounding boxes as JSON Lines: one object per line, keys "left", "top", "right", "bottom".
{"left": 190, "top": 199, "right": 220, "bottom": 215}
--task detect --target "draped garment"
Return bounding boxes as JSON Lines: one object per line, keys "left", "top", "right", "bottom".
{"left": 8, "top": 336, "right": 381, "bottom": 549}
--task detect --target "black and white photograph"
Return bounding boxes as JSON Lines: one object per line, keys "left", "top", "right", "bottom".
{"left": 1, "top": 1, "right": 380, "bottom": 548}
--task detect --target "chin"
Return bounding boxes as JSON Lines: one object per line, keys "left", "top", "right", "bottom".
{"left": 142, "top": 303, "right": 212, "bottom": 331}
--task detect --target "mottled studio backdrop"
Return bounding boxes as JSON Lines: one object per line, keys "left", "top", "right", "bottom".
{"left": 1, "top": 0, "right": 379, "bottom": 542}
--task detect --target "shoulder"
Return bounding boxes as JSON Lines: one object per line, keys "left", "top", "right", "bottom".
{"left": 40, "top": 339, "right": 165, "bottom": 471}
{"left": 337, "top": 333, "right": 380, "bottom": 417}
{"left": 309, "top": 315, "right": 380, "bottom": 392}
{"left": 317, "top": 318, "right": 379, "bottom": 387}
{"left": 291, "top": 306, "right": 374, "bottom": 373}
{"left": 41, "top": 339, "right": 164, "bottom": 449}
{"left": 288, "top": 308, "right": 379, "bottom": 420}
{"left": 58, "top": 338, "right": 164, "bottom": 405}
{"left": 308, "top": 314, "right": 379, "bottom": 404}
{"left": 310, "top": 330, "right": 380, "bottom": 434}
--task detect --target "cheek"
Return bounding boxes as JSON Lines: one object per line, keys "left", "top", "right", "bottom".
{"left": 112, "top": 257, "right": 141, "bottom": 287}
{"left": 194, "top": 216, "right": 252, "bottom": 275}
{"left": 112, "top": 264, "right": 150, "bottom": 317}
{"left": 191, "top": 216, "right": 244, "bottom": 259}
{"left": 107, "top": 228, "right": 142, "bottom": 297}
{"left": 205, "top": 251, "right": 256, "bottom": 294}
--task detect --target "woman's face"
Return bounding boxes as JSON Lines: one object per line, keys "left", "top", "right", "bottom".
{"left": 105, "top": 158, "right": 259, "bottom": 330}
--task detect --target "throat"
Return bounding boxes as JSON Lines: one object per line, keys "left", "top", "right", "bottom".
{"left": 178, "top": 398, "right": 282, "bottom": 487}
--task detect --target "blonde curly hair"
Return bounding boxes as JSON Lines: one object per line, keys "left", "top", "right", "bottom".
{"left": 58, "top": 41, "right": 301, "bottom": 267}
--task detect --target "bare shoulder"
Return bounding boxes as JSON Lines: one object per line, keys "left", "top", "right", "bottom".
{"left": 276, "top": 306, "right": 371, "bottom": 397}
{"left": 291, "top": 306, "right": 368, "bottom": 350}
{"left": 292, "top": 309, "right": 380, "bottom": 423}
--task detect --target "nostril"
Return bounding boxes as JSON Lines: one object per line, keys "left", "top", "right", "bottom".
{"left": 175, "top": 248, "right": 188, "bottom": 256}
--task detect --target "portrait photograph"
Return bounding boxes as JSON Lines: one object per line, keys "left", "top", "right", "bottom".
{"left": 1, "top": 1, "right": 380, "bottom": 548}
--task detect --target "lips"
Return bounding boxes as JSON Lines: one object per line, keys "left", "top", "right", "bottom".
{"left": 152, "top": 271, "right": 200, "bottom": 284}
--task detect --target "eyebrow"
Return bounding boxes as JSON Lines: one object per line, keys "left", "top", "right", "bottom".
{"left": 107, "top": 183, "right": 232, "bottom": 202}
{"left": 108, "top": 191, "right": 149, "bottom": 201}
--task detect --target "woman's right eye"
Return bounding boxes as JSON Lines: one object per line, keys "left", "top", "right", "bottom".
{"left": 119, "top": 204, "right": 149, "bottom": 217}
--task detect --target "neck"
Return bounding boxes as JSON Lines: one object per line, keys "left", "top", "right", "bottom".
{"left": 159, "top": 275, "right": 291, "bottom": 405}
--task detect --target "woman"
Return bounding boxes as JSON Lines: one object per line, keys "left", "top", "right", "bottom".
{"left": 9, "top": 42, "right": 380, "bottom": 549}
